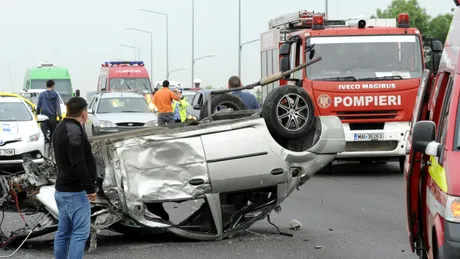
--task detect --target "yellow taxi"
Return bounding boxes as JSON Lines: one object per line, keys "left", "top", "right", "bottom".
{"left": 0, "top": 91, "right": 65, "bottom": 121}
{"left": 0, "top": 92, "right": 38, "bottom": 120}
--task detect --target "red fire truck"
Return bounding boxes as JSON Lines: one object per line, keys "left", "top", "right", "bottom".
{"left": 97, "top": 61, "right": 155, "bottom": 109}
{"left": 260, "top": 11, "right": 442, "bottom": 172}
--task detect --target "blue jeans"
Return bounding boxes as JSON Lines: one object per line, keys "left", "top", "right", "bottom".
{"left": 54, "top": 191, "right": 91, "bottom": 259}
{"left": 157, "top": 112, "right": 175, "bottom": 125}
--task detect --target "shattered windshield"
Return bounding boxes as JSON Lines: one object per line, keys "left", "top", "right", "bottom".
{"left": 0, "top": 102, "right": 33, "bottom": 121}
{"left": 97, "top": 97, "right": 151, "bottom": 113}
{"left": 109, "top": 78, "right": 152, "bottom": 94}
{"left": 306, "top": 35, "right": 423, "bottom": 81}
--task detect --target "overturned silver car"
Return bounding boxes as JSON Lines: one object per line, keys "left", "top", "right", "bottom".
{"left": 0, "top": 57, "right": 345, "bottom": 249}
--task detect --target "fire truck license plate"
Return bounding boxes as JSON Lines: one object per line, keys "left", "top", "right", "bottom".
{"left": 353, "top": 133, "right": 384, "bottom": 141}
{"left": 0, "top": 149, "right": 14, "bottom": 156}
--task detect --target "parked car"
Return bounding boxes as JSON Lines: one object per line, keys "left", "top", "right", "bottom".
{"left": 0, "top": 92, "right": 37, "bottom": 120}
{"left": 85, "top": 92, "right": 158, "bottom": 136}
{"left": 19, "top": 89, "right": 67, "bottom": 120}
{"left": 0, "top": 96, "right": 48, "bottom": 165}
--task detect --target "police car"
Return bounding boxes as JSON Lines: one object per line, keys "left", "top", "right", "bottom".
{"left": 0, "top": 96, "right": 48, "bottom": 165}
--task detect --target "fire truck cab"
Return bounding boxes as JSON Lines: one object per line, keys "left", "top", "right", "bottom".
{"left": 97, "top": 61, "right": 155, "bottom": 109}
{"left": 260, "top": 11, "right": 442, "bottom": 172}
{"left": 405, "top": 1, "right": 460, "bottom": 258}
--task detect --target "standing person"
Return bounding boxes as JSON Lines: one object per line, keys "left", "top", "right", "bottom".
{"left": 52, "top": 96, "right": 97, "bottom": 259}
{"left": 152, "top": 80, "right": 180, "bottom": 125}
{"left": 36, "top": 80, "right": 62, "bottom": 143}
{"left": 228, "top": 76, "right": 260, "bottom": 109}
{"left": 172, "top": 88, "right": 189, "bottom": 123}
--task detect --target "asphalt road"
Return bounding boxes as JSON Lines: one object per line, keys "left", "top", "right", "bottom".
{"left": 0, "top": 161, "right": 417, "bottom": 259}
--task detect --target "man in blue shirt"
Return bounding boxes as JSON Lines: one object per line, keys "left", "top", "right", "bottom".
{"left": 228, "top": 76, "right": 260, "bottom": 109}
{"left": 36, "top": 80, "right": 62, "bottom": 143}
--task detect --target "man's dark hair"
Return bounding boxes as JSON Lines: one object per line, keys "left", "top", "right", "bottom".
{"left": 228, "top": 76, "right": 241, "bottom": 88}
{"left": 46, "top": 80, "right": 55, "bottom": 88}
{"left": 66, "top": 97, "right": 88, "bottom": 118}
{"left": 162, "top": 80, "right": 170, "bottom": 87}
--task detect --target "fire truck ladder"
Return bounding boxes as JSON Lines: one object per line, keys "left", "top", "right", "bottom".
{"left": 268, "top": 10, "right": 345, "bottom": 40}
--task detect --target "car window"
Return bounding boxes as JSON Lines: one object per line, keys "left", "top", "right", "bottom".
{"left": 92, "top": 97, "right": 99, "bottom": 110}
{"left": 437, "top": 76, "right": 454, "bottom": 163}
{"left": 0, "top": 102, "right": 33, "bottom": 121}
{"left": 97, "top": 97, "right": 150, "bottom": 113}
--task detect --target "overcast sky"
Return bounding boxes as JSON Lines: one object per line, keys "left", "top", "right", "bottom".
{"left": 0, "top": 0, "right": 455, "bottom": 97}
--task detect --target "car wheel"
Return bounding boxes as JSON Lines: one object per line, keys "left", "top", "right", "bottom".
{"left": 261, "top": 85, "right": 315, "bottom": 140}
{"left": 91, "top": 126, "right": 96, "bottom": 136}
{"left": 199, "top": 93, "right": 247, "bottom": 120}
{"left": 399, "top": 156, "right": 405, "bottom": 174}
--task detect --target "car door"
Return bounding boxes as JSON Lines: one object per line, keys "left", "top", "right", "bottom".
{"left": 85, "top": 96, "right": 98, "bottom": 135}
{"left": 405, "top": 69, "right": 432, "bottom": 251}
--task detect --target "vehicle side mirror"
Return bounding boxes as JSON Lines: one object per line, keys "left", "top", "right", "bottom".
{"left": 305, "top": 44, "right": 316, "bottom": 60}
{"left": 433, "top": 53, "right": 442, "bottom": 72}
{"left": 280, "top": 56, "right": 291, "bottom": 73}
{"left": 88, "top": 108, "right": 94, "bottom": 114}
{"left": 75, "top": 89, "right": 81, "bottom": 97}
{"left": 412, "top": 121, "right": 440, "bottom": 156}
{"left": 193, "top": 104, "right": 201, "bottom": 110}
{"left": 37, "top": 114, "right": 49, "bottom": 122}
{"left": 432, "top": 40, "right": 443, "bottom": 53}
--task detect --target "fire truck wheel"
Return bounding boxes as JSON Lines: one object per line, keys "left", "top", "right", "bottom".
{"left": 199, "top": 93, "right": 247, "bottom": 120}
{"left": 262, "top": 85, "right": 315, "bottom": 140}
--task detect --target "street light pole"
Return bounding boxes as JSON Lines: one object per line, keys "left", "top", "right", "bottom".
{"left": 325, "top": 0, "right": 328, "bottom": 17}
{"left": 168, "top": 67, "right": 187, "bottom": 76}
{"left": 239, "top": 39, "right": 259, "bottom": 77}
{"left": 125, "top": 28, "right": 153, "bottom": 81}
{"left": 138, "top": 9, "right": 169, "bottom": 79}
{"left": 119, "top": 44, "right": 141, "bottom": 60}
{"left": 238, "top": 0, "right": 241, "bottom": 78}
{"left": 191, "top": 0, "right": 195, "bottom": 88}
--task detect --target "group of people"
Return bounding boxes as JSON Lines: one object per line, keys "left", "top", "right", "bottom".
{"left": 152, "top": 76, "right": 260, "bottom": 126}
{"left": 152, "top": 80, "right": 189, "bottom": 125}
{"left": 30, "top": 75, "right": 260, "bottom": 259}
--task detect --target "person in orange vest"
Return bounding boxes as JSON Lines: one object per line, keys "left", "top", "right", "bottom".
{"left": 152, "top": 80, "right": 180, "bottom": 125}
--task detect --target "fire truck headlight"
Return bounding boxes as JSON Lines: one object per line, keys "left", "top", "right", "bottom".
{"left": 446, "top": 195, "right": 460, "bottom": 222}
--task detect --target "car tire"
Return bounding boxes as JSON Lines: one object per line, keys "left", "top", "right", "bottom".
{"left": 261, "top": 85, "right": 315, "bottom": 140}
{"left": 199, "top": 93, "right": 247, "bottom": 120}
{"left": 399, "top": 156, "right": 405, "bottom": 174}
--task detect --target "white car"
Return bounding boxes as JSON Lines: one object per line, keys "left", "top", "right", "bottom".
{"left": 0, "top": 96, "right": 48, "bottom": 165}
{"left": 19, "top": 89, "right": 67, "bottom": 117}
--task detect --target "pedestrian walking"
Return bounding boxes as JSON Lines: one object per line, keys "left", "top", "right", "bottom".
{"left": 36, "top": 80, "right": 62, "bottom": 143}
{"left": 172, "top": 88, "right": 189, "bottom": 123}
{"left": 152, "top": 80, "right": 180, "bottom": 125}
{"left": 228, "top": 76, "right": 260, "bottom": 109}
{"left": 52, "top": 96, "right": 97, "bottom": 259}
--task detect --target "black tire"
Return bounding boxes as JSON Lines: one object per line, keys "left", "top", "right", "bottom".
{"left": 199, "top": 93, "right": 247, "bottom": 120}
{"left": 399, "top": 156, "right": 405, "bottom": 174}
{"left": 261, "top": 85, "right": 315, "bottom": 140}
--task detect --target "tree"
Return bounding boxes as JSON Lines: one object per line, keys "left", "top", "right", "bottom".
{"left": 429, "top": 12, "right": 454, "bottom": 43}
{"left": 376, "top": 0, "right": 431, "bottom": 35}
{"left": 375, "top": 0, "right": 454, "bottom": 43}
{"left": 255, "top": 88, "right": 262, "bottom": 104}
{"left": 204, "top": 85, "right": 213, "bottom": 89}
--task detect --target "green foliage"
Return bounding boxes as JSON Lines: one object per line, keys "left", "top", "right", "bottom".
{"left": 376, "top": 0, "right": 431, "bottom": 34}
{"left": 255, "top": 88, "right": 262, "bottom": 103}
{"left": 204, "top": 85, "right": 213, "bottom": 89}
{"left": 429, "top": 13, "right": 454, "bottom": 43}
{"left": 375, "top": 0, "right": 454, "bottom": 43}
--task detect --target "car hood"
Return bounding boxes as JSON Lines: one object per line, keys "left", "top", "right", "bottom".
{"left": 96, "top": 113, "right": 157, "bottom": 123}
{"left": 0, "top": 120, "right": 41, "bottom": 142}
